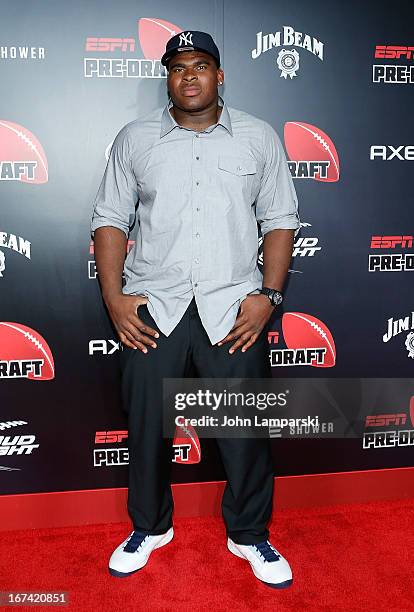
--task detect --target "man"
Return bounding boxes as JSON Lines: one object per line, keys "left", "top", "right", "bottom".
{"left": 91, "top": 30, "right": 300, "bottom": 589}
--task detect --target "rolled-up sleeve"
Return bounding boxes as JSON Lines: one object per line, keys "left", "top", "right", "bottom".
{"left": 255, "top": 122, "right": 301, "bottom": 237}
{"left": 90, "top": 125, "right": 138, "bottom": 237}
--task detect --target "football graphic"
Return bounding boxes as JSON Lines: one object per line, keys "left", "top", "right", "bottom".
{"left": 284, "top": 121, "right": 340, "bottom": 182}
{"left": 173, "top": 422, "right": 201, "bottom": 464}
{"left": 0, "top": 120, "right": 48, "bottom": 184}
{"left": 138, "top": 18, "right": 182, "bottom": 60}
{"left": 0, "top": 322, "right": 55, "bottom": 380}
{"left": 282, "top": 312, "right": 336, "bottom": 368}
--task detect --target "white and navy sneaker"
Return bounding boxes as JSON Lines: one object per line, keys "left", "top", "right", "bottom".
{"left": 227, "top": 537, "right": 293, "bottom": 589}
{"left": 109, "top": 527, "right": 174, "bottom": 577}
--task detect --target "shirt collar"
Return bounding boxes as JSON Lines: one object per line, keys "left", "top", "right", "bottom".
{"left": 160, "top": 95, "right": 233, "bottom": 138}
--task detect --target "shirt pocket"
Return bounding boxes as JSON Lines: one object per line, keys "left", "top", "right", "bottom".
{"left": 217, "top": 155, "right": 258, "bottom": 205}
{"left": 218, "top": 155, "right": 257, "bottom": 176}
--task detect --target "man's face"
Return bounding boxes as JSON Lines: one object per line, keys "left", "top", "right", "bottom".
{"left": 167, "top": 51, "right": 224, "bottom": 111}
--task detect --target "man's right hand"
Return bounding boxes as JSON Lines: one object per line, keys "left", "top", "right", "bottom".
{"left": 106, "top": 293, "right": 159, "bottom": 353}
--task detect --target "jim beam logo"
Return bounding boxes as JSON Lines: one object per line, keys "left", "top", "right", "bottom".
{"left": 251, "top": 25, "right": 324, "bottom": 79}
{"left": 383, "top": 312, "right": 414, "bottom": 359}
{"left": 0, "top": 232, "right": 31, "bottom": 278}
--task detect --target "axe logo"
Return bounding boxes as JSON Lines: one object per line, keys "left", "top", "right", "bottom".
{"left": 89, "top": 340, "right": 121, "bottom": 356}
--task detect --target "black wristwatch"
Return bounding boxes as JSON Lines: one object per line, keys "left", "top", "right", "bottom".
{"left": 260, "top": 287, "right": 283, "bottom": 308}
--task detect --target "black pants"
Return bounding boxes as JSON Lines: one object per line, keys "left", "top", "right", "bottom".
{"left": 120, "top": 297, "right": 274, "bottom": 545}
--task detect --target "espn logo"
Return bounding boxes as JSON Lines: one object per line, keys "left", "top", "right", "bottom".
{"left": 85, "top": 38, "right": 135, "bottom": 52}
{"left": 89, "top": 240, "right": 135, "bottom": 255}
{"left": 375, "top": 45, "right": 414, "bottom": 60}
{"left": 370, "top": 235, "right": 413, "bottom": 249}
{"left": 95, "top": 430, "right": 128, "bottom": 444}
{"left": 365, "top": 414, "right": 407, "bottom": 427}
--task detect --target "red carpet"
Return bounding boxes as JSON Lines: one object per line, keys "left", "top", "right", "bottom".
{"left": 1, "top": 498, "right": 413, "bottom": 611}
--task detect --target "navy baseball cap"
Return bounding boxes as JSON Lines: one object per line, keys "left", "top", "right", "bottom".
{"left": 161, "top": 30, "right": 220, "bottom": 68}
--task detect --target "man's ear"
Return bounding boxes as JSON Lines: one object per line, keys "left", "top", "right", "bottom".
{"left": 217, "top": 67, "right": 225, "bottom": 85}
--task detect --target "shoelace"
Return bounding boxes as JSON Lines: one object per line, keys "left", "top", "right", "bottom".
{"left": 123, "top": 531, "right": 148, "bottom": 553}
{"left": 254, "top": 541, "right": 280, "bottom": 563}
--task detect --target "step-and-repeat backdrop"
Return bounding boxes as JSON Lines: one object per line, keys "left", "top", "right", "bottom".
{"left": 1, "top": 0, "right": 413, "bottom": 495}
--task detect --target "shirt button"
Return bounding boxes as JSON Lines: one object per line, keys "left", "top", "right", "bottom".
{"left": 195, "top": 232, "right": 200, "bottom": 238}
{"left": 194, "top": 283, "right": 198, "bottom": 287}
{"left": 237, "top": 165, "right": 242, "bottom": 171}
{"left": 196, "top": 181, "right": 199, "bottom": 186}
{"left": 195, "top": 134, "right": 200, "bottom": 138}
{"left": 196, "top": 207, "right": 200, "bottom": 211}
{"left": 195, "top": 156, "right": 200, "bottom": 160}
{"left": 194, "top": 258, "right": 199, "bottom": 264}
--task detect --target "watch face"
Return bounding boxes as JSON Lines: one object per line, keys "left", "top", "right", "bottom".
{"left": 272, "top": 291, "right": 283, "bottom": 306}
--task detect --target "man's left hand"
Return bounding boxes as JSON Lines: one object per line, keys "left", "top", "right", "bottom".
{"left": 217, "top": 294, "right": 275, "bottom": 353}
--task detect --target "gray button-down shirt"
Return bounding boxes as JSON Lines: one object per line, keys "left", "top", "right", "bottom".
{"left": 91, "top": 96, "right": 300, "bottom": 345}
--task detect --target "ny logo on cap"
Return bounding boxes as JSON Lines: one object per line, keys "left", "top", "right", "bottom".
{"left": 179, "top": 32, "right": 193, "bottom": 46}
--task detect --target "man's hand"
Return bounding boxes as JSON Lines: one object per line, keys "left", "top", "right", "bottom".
{"left": 217, "top": 294, "right": 274, "bottom": 353}
{"left": 106, "top": 293, "right": 159, "bottom": 353}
